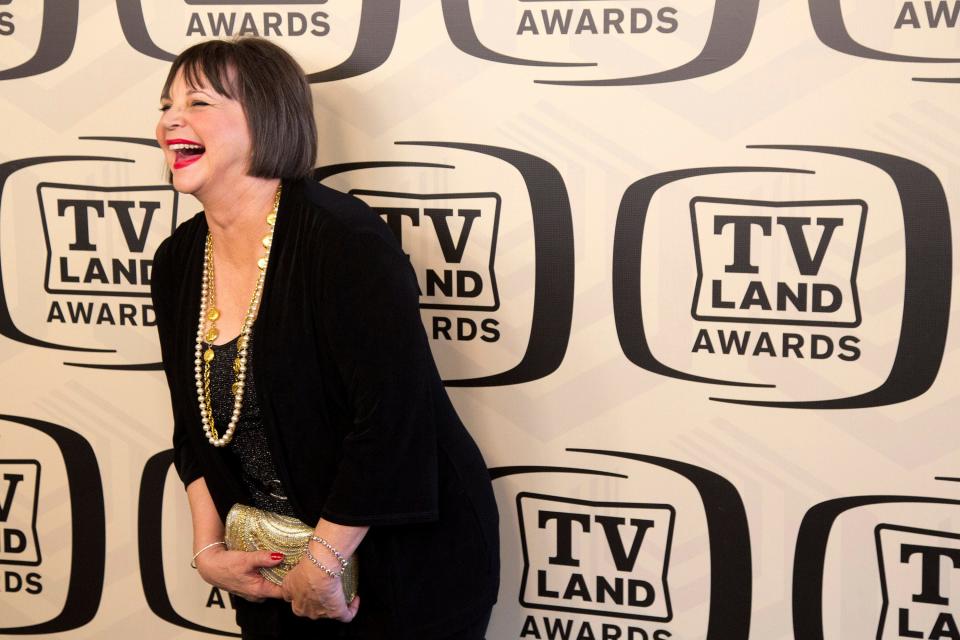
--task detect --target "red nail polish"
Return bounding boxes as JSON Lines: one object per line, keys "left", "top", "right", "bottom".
{"left": 271, "top": 552, "right": 284, "bottom": 561}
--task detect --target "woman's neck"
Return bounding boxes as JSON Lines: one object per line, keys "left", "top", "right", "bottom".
{"left": 198, "top": 177, "right": 281, "bottom": 267}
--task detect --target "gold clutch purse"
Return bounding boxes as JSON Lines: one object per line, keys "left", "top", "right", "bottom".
{"left": 224, "top": 504, "right": 358, "bottom": 602}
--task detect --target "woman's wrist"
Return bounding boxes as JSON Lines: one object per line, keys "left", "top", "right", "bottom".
{"left": 311, "top": 535, "right": 350, "bottom": 567}
{"left": 311, "top": 519, "right": 368, "bottom": 559}
{"left": 191, "top": 540, "right": 226, "bottom": 569}
{"left": 303, "top": 538, "right": 347, "bottom": 579}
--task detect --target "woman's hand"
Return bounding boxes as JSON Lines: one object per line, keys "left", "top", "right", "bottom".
{"left": 195, "top": 546, "right": 286, "bottom": 603}
{"left": 280, "top": 541, "right": 360, "bottom": 622}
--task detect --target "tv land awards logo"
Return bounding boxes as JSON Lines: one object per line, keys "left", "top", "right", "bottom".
{"left": 517, "top": 494, "right": 675, "bottom": 623}
{"left": 40, "top": 184, "right": 175, "bottom": 301}
{"left": 690, "top": 197, "right": 866, "bottom": 331}
{"left": 441, "top": 0, "right": 759, "bottom": 85}
{"left": 315, "top": 141, "right": 574, "bottom": 387}
{"left": 352, "top": 189, "right": 503, "bottom": 318}
{"left": 490, "top": 448, "right": 751, "bottom": 640}
{"left": 876, "top": 524, "right": 960, "bottom": 640}
{"left": 809, "top": 0, "right": 960, "bottom": 82}
{"left": 117, "top": 0, "right": 401, "bottom": 82}
{"left": 613, "top": 145, "right": 951, "bottom": 408}
{"left": 0, "top": 137, "right": 183, "bottom": 369}
{"left": 0, "top": 415, "right": 104, "bottom": 634}
{"left": 0, "top": 0, "right": 78, "bottom": 81}
{"left": 793, "top": 492, "right": 960, "bottom": 640}
{"left": 138, "top": 450, "right": 241, "bottom": 636}
{"left": 180, "top": 1, "right": 331, "bottom": 38}
{"left": 515, "top": 5, "right": 679, "bottom": 36}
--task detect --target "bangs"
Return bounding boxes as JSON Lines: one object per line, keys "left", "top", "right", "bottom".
{"left": 161, "top": 43, "right": 240, "bottom": 101}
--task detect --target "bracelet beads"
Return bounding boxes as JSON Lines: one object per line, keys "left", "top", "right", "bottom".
{"left": 304, "top": 535, "right": 349, "bottom": 579}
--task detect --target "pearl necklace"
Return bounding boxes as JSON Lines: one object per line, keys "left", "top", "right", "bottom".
{"left": 194, "top": 185, "right": 281, "bottom": 447}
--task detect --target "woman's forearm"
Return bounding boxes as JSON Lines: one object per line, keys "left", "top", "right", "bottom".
{"left": 186, "top": 477, "right": 225, "bottom": 551}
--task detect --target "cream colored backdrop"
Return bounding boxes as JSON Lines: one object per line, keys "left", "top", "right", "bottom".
{"left": 1, "top": 1, "right": 958, "bottom": 639}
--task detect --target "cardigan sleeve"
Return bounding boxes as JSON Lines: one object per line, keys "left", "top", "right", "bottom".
{"left": 317, "top": 229, "right": 440, "bottom": 526}
{"left": 151, "top": 237, "right": 203, "bottom": 488}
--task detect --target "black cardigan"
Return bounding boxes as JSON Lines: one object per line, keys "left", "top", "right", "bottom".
{"left": 151, "top": 178, "right": 499, "bottom": 636}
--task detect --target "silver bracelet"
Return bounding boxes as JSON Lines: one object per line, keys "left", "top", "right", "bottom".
{"left": 190, "top": 541, "right": 225, "bottom": 569}
{"left": 304, "top": 544, "right": 344, "bottom": 579}
{"left": 310, "top": 535, "right": 350, "bottom": 568}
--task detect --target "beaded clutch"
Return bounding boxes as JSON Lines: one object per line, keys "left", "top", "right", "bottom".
{"left": 224, "top": 503, "right": 358, "bottom": 602}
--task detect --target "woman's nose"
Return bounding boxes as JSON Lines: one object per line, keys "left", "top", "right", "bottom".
{"left": 160, "top": 106, "right": 183, "bottom": 129}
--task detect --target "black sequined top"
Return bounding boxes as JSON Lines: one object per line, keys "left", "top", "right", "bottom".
{"left": 208, "top": 336, "right": 295, "bottom": 516}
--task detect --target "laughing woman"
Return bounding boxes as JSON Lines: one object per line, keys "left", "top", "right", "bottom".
{"left": 150, "top": 38, "right": 499, "bottom": 639}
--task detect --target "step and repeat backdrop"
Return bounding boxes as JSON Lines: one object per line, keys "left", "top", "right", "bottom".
{"left": 1, "top": 0, "right": 958, "bottom": 638}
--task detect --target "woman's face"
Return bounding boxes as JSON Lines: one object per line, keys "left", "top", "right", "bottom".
{"left": 156, "top": 68, "right": 252, "bottom": 198}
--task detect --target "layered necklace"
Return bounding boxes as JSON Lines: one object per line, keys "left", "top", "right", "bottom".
{"left": 194, "top": 185, "right": 281, "bottom": 447}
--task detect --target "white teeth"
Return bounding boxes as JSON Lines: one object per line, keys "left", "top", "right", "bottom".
{"left": 168, "top": 143, "right": 204, "bottom": 151}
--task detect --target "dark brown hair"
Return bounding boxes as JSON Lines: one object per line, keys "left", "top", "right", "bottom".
{"left": 161, "top": 38, "right": 317, "bottom": 180}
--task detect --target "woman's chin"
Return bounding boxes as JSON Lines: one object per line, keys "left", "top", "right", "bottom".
{"left": 170, "top": 172, "right": 203, "bottom": 197}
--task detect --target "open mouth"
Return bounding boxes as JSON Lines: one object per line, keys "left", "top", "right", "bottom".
{"left": 168, "top": 141, "right": 206, "bottom": 169}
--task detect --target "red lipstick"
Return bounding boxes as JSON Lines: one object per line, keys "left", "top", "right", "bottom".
{"left": 166, "top": 138, "right": 205, "bottom": 170}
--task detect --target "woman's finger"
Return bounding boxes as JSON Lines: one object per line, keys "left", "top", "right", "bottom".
{"left": 246, "top": 550, "right": 285, "bottom": 568}
{"left": 328, "top": 593, "right": 357, "bottom": 622}
{"left": 347, "top": 594, "right": 360, "bottom": 617}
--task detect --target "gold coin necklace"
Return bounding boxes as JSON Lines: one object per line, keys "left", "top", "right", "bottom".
{"left": 194, "top": 185, "right": 281, "bottom": 447}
